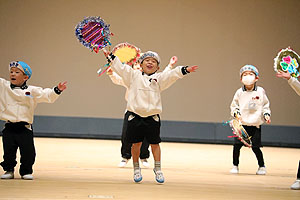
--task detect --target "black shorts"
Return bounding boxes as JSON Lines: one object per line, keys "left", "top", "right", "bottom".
{"left": 125, "top": 111, "right": 161, "bottom": 144}
{"left": 234, "top": 125, "right": 262, "bottom": 147}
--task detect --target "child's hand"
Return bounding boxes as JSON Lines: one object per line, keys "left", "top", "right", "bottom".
{"left": 169, "top": 56, "right": 178, "bottom": 68}
{"left": 264, "top": 115, "right": 271, "bottom": 124}
{"left": 106, "top": 67, "right": 113, "bottom": 75}
{"left": 102, "top": 48, "right": 110, "bottom": 58}
{"left": 58, "top": 81, "right": 67, "bottom": 92}
{"left": 276, "top": 70, "right": 291, "bottom": 80}
{"left": 187, "top": 65, "right": 198, "bottom": 73}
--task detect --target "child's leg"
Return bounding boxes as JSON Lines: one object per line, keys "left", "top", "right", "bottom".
{"left": 17, "top": 128, "right": 36, "bottom": 176}
{"left": 150, "top": 144, "right": 161, "bottom": 161}
{"left": 151, "top": 144, "right": 164, "bottom": 183}
{"left": 0, "top": 126, "right": 18, "bottom": 172}
{"left": 233, "top": 143, "right": 243, "bottom": 166}
{"left": 140, "top": 138, "right": 150, "bottom": 159}
{"left": 131, "top": 142, "right": 143, "bottom": 182}
{"left": 131, "top": 142, "right": 142, "bottom": 164}
{"left": 121, "top": 112, "right": 132, "bottom": 159}
{"left": 245, "top": 126, "right": 265, "bottom": 167}
{"left": 252, "top": 147, "right": 265, "bottom": 167}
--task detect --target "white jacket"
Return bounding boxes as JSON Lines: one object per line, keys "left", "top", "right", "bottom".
{"left": 230, "top": 85, "right": 271, "bottom": 127}
{"left": 288, "top": 77, "right": 300, "bottom": 96}
{"left": 110, "top": 57, "right": 185, "bottom": 117}
{"left": 109, "top": 64, "right": 173, "bottom": 102}
{"left": 0, "top": 78, "right": 60, "bottom": 124}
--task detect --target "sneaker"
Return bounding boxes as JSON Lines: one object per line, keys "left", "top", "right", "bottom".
{"left": 256, "top": 167, "right": 267, "bottom": 175}
{"left": 1, "top": 171, "right": 14, "bottom": 179}
{"left": 291, "top": 179, "right": 300, "bottom": 190}
{"left": 141, "top": 159, "right": 150, "bottom": 168}
{"left": 153, "top": 169, "right": 164, "bottom": 183}
{"left": 230, "top": 166, "right": 239, "bottom": 174}
{"left": 21, "top": 174, "right": 34, "bottom": 180}
{"left": 118, "top": 158, "right": 129, "bottom": 168}
{"left": 133, "top": 168, "right": 142, "bottom": 183}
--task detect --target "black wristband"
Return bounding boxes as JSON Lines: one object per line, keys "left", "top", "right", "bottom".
{"left": 54, "top": 86, "right": 62, "bottom": 95}
{"left": 107, "top": 53, "right": 116, "bottom": 63}
{"left": 181, "top": 66, "right": 190, "bottom": 75}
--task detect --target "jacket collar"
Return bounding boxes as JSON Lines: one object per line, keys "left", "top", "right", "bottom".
{"left": 242, "top": 83, "right": 257, "bottom": 91}
{"left": 10, "top": 82, "right": 28, "bottom": 90}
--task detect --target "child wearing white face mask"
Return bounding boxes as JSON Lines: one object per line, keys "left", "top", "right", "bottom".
{"left": 230, "top": 65, "right": 271, "bottom": 175}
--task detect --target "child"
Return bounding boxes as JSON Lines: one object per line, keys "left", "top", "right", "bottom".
{"left": 276, "top": 70, "right": 300, "bottom": 190}
{"left": 108, "top": 56, "right": 178, "bottom": 168}
{"left": 104, "top": 50, "right": 197, "bottom": 183}
{"left": 230, "top": 65, "right": 271, "bottom": 175}
{"left": 0, "top": 61, "right": 67, "bottom": 180}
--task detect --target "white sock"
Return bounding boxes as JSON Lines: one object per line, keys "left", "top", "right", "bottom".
{"left": 133, "top": 162, "right": 140, "bottom": 171}
{"left": 154, "top": 161, "right": 161, "bottom": 171}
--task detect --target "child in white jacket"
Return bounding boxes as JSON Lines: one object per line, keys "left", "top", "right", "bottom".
{"left": 230, "top": 65, "right": 271, "bottom": 175}
{"left": 0, "top": 61, "right": 67, "bottom": 180}
{"left": 108, "top": 56, "right": 178, "bottom": 169}
{"left": 104, "top": 50, "right": 197, "bottom": 183}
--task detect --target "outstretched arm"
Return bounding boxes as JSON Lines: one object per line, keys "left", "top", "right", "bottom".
{"left": 276, "top": 70, "right": 291, "bottom": 80}
{"left": 276, "top": 70, "right": 300, "bottom": 96}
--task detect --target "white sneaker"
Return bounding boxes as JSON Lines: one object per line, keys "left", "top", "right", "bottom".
{"left": 1, "top": 171, "right": 14, "bottom": 179}
{"left": 118, "top": 158, "right": 129, "bottom": 168}
{"left": 133, "top": 168, "right": 142, "bottom": 183}
{"left": 230, "top": 166, "right": 239, "bottom": 174}
{"left": 256, "top": 167, "right": 267, "bottom": 175}
{"left": 291, "top": 179, "right": 300, "bottom": 190}
{"left": 153, "top": 169, "right": 164, "bottom": 183}
{"left": 21, "top": 174, "right": 34, "bottom": 180}
{"left": 141, "top": 159, "right": 150, "bottom": 168}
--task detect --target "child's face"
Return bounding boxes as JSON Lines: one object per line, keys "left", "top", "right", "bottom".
{"left": 10, "top": 67, "right": 29, "bottom": 86}
{"left": 240, "top": 71, "right": 258, "bottom": 86}
{"left": 141, "top": 57, "right": 159, "bottom": 75}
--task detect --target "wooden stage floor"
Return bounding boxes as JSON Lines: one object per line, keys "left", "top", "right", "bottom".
{"left": 0, "top": 137, "right": 299, "bottom": 200}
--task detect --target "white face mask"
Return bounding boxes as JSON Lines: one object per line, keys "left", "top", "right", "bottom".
{"left": 242, "top": 75, "right": 256, "bottom": 85}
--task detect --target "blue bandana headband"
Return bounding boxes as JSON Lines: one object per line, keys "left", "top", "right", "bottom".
{"left": 240, "top": 65, "right": 259, "bottom": 77}
{"left": 138, "top": 51, "right": 160, "bottom": 64}
{"left": 9, "top": 61, "right": 32, "bottom": 79}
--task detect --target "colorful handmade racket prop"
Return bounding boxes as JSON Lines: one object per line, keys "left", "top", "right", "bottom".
{"left": 227, "top": 119, "right": 252, "bottom": 148}
{"left": 75, "top": 16, "right": 113, "bottom": 76}
{"left": 274, "top": 47, "right": 300, "bottom": 78}
{"left": 112, "top": 42, "right": 141, "bottom": 66}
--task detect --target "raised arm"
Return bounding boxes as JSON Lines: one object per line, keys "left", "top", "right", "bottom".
{"left": 105, "top": 52, "right": 134, "bottom": 87}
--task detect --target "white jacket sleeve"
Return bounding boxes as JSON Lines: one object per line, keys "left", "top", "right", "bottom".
{"left": 288, "top": 77, "right": 300, "bottom": 96}
{"left": 157, "top": 66, "right": 185, "bottom": 91}
{"left": 110, "top": 57, "right": 134, "bottom": 88}
{"left": 262, "top": 89, "right": 271, "bottom": 116}
{"left": 109, "top": 71, "right": 126, "bottom": 87}
{"left": 31, "top": 87, "right": 60, "bottom": 103}
{"left": 230, "top": 90, "right": 240, "bottom": 117}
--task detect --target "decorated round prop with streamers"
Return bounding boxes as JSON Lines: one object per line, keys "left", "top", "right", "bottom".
{"left": 75, "top": 16, "right": 112, "bottom": 53}
{"left": 75, "top": 16, "right": 113, "bottom": 76}
{"left": 112, "top": 43, "right": 141, "bottom": 66}
{"left": 228, "top": 119, "right": 252, "bottom": 148}
{"left": 274, "top": 47, "right": 300, "bottom": 78}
